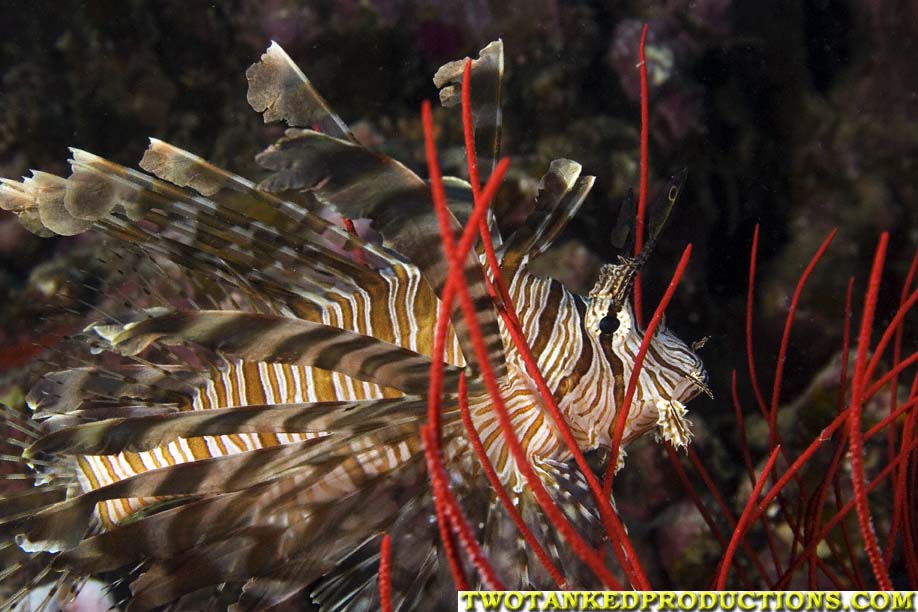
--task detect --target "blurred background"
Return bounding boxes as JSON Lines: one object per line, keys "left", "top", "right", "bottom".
{"left": 1, "top": 0, "right": 916, "bottom": 588}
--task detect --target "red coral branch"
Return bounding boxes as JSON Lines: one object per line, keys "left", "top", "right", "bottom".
{"left": 745, "top": 225, "right": 769, "bottom": 417}
{"left": 422, "top": 99, "right": 624, "bottom": 589}
{"left": 633, "top": 23, "right": 650, "bottom": 328}
{"left": 885, "top": 251, "right": 918, "bottom": 565}
{"left": 716, "top": 446, "right": 781, "bottom": 589}
{"left": 422, "top": 425, "right": 506, "bottom": 590}
{"left": 664, "top": 444, "right": 764, "bottom": 588}
{"left": 605, "top": 244, "right": 693, "bottom": 492}
{"left": 457, "top": 372, "right": 568, "bottom": 587}
{"left": 379, "top": 533, "right": 393, "bottom": 612}
{"left": 847, "top": 232, "right": 893, "bottom": 590}
{"left": 460, "top": 58, "right": 646, "bottom": 588}
{"left": 768, "top": 229, "right": 837, "bottom": 447}
{"left": 775, "top": 432, "right": 918, "bottom": 588}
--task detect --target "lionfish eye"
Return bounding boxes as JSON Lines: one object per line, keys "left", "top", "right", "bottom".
{"left": 598, "top": 314, "right": 620, "bottom": 334}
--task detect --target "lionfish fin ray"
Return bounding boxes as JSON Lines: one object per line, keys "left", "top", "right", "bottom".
{"left": 27, "top": 395, "right": 428, "bottom": 457}
{"left": 501, "top": 159, "right": 594, "bottom": 272}
{"left": 256, "top": 129, "right": 507, "bottom": 379}
{"left": 90, "top": 310, "right": 458, "bottom": 395}
{"left": 246, "top": 42, "right": 355, "bottom": 142}
{"left": 433, "top": 40, "right": 504, "bottom": 185}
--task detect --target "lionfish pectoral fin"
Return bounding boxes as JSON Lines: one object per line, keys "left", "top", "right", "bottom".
{"left": 26, "top": 395, "right": 426, "bottom": 457}
{"left": 90, "top": 310, "right": 459, "bottom": 396}
{"left": 654, "top": 399, "right": 693, "bottom": 450}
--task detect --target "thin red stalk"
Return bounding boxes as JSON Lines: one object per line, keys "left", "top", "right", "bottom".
{"left": 730, "top": 370, "right": 785, "bottom": 580}
{"left": 686, "top": 444, "right": 787, "bottom": 584}
{"left": 633, "top": 22, "right": 650, "bottom": 328}
{"left": 885, "top": 252, "right": 918, "bottom": 564}
{"left": 379, "top": 534, "right": 393, "bottom": 612}
{"left": 489, "top": 298, "right": 642, "bottom": 588}
{"left": 861, "top": 287, "right": 918, "bottom": 394}
{"left": 460, "top": 59, "right": 514, "bottom": 311}
{"left": 807, "top": 277, "right": 855, "bottom": 587}
{"left": 834, "top": 474, "right": 868, "bottom": 589}
{"left": 423, "top": 100, "right": 623, "bottom": 589}
{"left": 866, "top": 352, "right": 918, "bottom": 398}
{"left": 746, "top": 225, "right": 769, "bottom": 417}
{"left": 832, "top": 276, "right": 863, "bottom": 587}
{"left": 605, "top": 244, "right": 693, "bottom": 492}
{"left": 757, "top": 392, "right": 918, "bottom": 523}
{"left": 866, "top": 394, "right": 918, "bottom": 439}
{"left": 421, "top": 98, "right": 511, "bottom": 590}
{"left": 459, "top": 67, "right": 645, "bottom": 588}
{"left": 900, "top": 371, "right": 918, "bottom": 585}
{"left": 457, "top": 372, "right": 568, "bottom": 588}
{"left": 664, "top": 445, "right": 729, "bottom": 548}
{"left": 775, "top": 434, "right": 918, "bottom": 589}
{"left": 422, "top": 425, "right": 505, "bottom": 590}
{"left": 687, "top": 447, "right": 738, "bottom": 531}
{"left": 769, "top": 230, "right": 837, "bottom": 446}
{"left": 757, "top": 230, "right": 840, "bottom": 575}
{"left": 806, "top": 425, "right": 860, "bottom": 587}
{"left": 716, "top": 446, "right": 781, "bottom": 590}
{"left": 428, "top": 453, "right": 469, "bottom": 590}
{"left": 664, "top": 445, "right": 763, "bottom": 589}
{"left": 848, "top": 232, "right": 893, "bottom": 590}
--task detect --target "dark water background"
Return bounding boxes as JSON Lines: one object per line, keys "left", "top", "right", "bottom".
{"left": 1, "top": 0, "right": 916, "bottom": 588}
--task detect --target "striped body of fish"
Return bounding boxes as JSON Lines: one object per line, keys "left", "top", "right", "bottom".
{"left": 0, "top": 40, "right": 708, "bottom": 610}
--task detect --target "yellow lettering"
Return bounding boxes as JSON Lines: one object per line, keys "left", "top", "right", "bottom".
{"left": 581, "top": 591, "right": 600, "bottom": 610}
{"left": 504, "top": 592, "right": 523, "bottom": 611}
{"left": 480, "top": 592, "right": 503, "bottom": 609}
{"left": 738, "top": 592, "right": 756, "bottom": 611}
{"left": 806, "top": 592, "right": 824, "bottom": 610}
{"left": 892, "top": 592, "right": 914, "bottom": 611}
{"left": 678, "top": 592, "right": 698, "bottom": 609}
{"left": 871, "top": 593, "right": 890, "bottom": 609}
{"left": 622, "top": 592, "right": 640, "bottom": 610}
{"left": 785, "top": 591, "right": 804, "bottom": 611}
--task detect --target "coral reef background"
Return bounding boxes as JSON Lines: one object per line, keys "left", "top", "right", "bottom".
{"left": 1, "top": 0, "right": 916, "bottom": 588}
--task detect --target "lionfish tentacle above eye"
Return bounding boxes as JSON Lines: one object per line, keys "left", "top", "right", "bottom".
{"left": 0, "top": 38, "right": 708, "bottom": 610}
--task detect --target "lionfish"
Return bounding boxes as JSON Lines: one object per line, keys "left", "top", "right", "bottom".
{"left": 0, "top": 40, "right": 709, "bottom": 610}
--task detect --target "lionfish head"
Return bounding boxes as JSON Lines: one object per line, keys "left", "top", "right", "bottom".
{"left": 584, "top": 173, "right": 710, "bottom": 452}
